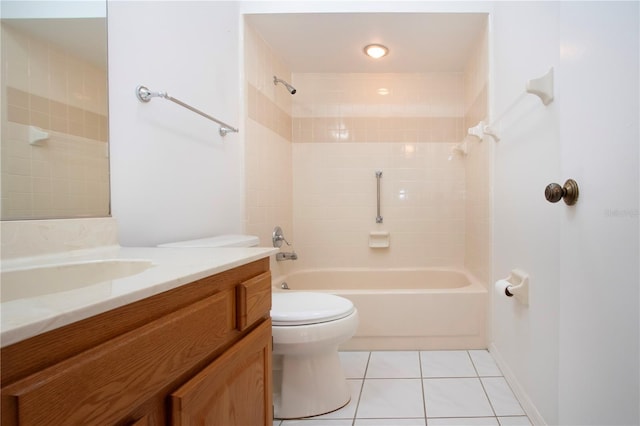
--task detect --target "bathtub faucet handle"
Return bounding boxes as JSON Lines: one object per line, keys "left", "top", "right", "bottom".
{"left": 272, "top": 226, "right": 292, "bottom": 248}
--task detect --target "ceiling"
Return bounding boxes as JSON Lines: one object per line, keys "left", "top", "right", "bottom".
{"left": 245, "top": 13, "right": 488, "bottom": 73}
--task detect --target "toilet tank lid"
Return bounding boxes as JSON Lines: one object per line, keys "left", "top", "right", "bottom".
{"left": 158, "top": 234, "right": 260, "bottom": 248}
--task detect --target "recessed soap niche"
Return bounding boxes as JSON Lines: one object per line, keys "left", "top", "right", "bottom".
{"left": 369, "top": 231, "right": 390, "bottom": 248}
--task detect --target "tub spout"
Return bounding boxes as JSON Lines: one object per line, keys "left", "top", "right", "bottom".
{"left": 276, "top": 251, "right": 298, "bottom": 261}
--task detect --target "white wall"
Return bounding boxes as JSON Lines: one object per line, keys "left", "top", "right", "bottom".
{"left": 108, "top": 1, "right": 242, "bottom": 246}
{"left": 492, "top": 2, "right": 639, "bottom": 425}
{"left": 491, "top": 3, "right": 561, "bottom": 423}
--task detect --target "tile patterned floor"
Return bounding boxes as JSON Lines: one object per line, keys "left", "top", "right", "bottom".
{"left": 273, "top": 350, "right": 531, "bottom": 426}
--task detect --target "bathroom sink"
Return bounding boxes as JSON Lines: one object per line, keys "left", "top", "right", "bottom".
{"left": 1, "top": 259, "right": 154, "bottom": 302}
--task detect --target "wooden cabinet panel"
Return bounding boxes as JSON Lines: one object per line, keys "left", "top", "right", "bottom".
{"left": 129, "top": 415, "right": 151, "bottom": 426}
{"left": 171, "top": 319, "right": 273, "bottom": 426}
{"left": 236, "top": 271, "right": 272, "bottom": 331}
{"left": 2, "top": 290, "right": 234, "bottom": 426}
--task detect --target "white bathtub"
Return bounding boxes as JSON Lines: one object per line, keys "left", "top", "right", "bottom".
{"left": 274, "top": 268, "right": 487, "bottom": 350}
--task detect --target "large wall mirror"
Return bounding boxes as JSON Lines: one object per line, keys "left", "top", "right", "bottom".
{"left": 1, "top": 1, "right": 109, "bottom": 220}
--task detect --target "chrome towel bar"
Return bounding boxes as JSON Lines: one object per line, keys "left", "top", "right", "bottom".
{"left": 135, "top": 85, "right": 239, "bottom": 137}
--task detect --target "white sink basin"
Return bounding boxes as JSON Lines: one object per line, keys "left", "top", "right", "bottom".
{"left": 1, "top": 259, "right": 154, "bottom": 302}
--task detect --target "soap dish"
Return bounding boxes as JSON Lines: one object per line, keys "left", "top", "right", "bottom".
{"left": 369, "top": 231, "right": 390, "bottom": 248}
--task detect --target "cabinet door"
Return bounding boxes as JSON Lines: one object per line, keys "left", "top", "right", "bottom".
{"left": 1, "top": 291, "right": 234, "bottom": 426}
{"left": 170, "top": 319, "right": 273, "bottom": 426}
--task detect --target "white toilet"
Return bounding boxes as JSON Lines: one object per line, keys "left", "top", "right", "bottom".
{"left": 271, "top": 291, "right": 358, "bottom": 419}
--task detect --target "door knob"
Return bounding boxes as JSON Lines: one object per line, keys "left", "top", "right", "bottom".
{"left": 545, "top": 179, "right": 579, "bottom": 205}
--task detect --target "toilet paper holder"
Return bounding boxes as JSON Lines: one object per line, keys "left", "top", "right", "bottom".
{"left": 498, "top": 269, "right": 529, "bottom": 306}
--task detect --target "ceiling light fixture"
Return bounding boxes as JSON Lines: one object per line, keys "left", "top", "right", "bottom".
{"left": 364, "top": 44, "right": 389, "bottom": 59}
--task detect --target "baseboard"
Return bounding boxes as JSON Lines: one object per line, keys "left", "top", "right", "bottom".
{"left": 489, "top": 343, "right": 547, "bottom": 426}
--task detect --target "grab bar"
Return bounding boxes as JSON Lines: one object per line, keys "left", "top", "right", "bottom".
{"left": 135, "top": 85, "right": 239, "bottom": 137}
{"left": 375, "top": 170, "right": 383, "bottom": 223}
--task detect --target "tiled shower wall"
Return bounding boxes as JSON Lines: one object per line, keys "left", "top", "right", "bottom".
{"left": 463, "top": 24, "right": 491, "bottom": 285}
{"left": 243, "top": 22, "right": 294, "bottom": 274}
{"left": 1, "top": 24, "right": 109, "bottom": 219}
{"left": 244, "top": 20, "right": 489, "bottom": 282}
{"left": 291, "top": 73, "right": 468, "bottom": 269}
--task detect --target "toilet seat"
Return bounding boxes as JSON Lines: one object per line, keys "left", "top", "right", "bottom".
{"left": 272, "top": 292, "right": 355, "bottom": 326}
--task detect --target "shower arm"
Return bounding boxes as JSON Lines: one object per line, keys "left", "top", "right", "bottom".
{"left": 273, "top": 76, "right": 297, "bottom": 94}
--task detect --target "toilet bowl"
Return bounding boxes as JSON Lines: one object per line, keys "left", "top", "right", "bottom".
{"left": 272, "top": 292, "right": 358, "bottom": 419}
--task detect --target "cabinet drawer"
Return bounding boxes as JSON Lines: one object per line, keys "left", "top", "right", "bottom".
{"left": 236, "top": 271, "right": 272, "bottom": 331}
{"left": 1, "top": 290, "right": 234, "bottom": 426}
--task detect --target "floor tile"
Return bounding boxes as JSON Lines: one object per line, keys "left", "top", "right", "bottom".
{"left": 340, "top": 351, "right": 370, "bottom": 379}
{"left": 355, "top": 418, "right": 426, "bottom": 425}
{"left": 482, "top": 378, "right": 525, "bottom": 416}
{"left": 424, "top": 378, "right": 494, "bottom": 418}
{"left": 281, "top": 420, "right": 352, "bottom": 425}
{"left": 312, "top": 379, "right": 362, "bottom": 420}
{"left": 497, "top": 416, "right": 532, "bottom": 426}
{"left": 357, "top": 378, "right": 425, "bottom": 418}
{"left": 367, "top": 351, "right": 421, "bottom": 378}
{"left": 428, "top": 417, "right": 499, "bottom": 425}
{"left": 469, "top": 350, "right": 502, "bottom": 377}
{"left": 421, "top": 351, "right": 477, "bottom": 378}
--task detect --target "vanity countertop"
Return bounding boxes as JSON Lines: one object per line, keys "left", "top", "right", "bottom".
{"left": 0, "top": 245, "right": 278, "bottom": 348}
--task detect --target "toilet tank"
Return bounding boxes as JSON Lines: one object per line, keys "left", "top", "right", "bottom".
{"left": 158, "top": 234, "right": 260, "bottom": 248}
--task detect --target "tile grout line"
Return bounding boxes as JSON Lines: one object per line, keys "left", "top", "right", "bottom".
{"left": 350, "top": 351, "right": 371, "bottom": 426}
{"left": 471, "top": 350, "right": 531, "bottom": 424}
{"left": 418, "top": 351, "right": 428, "bottom": 425}
{"left": 467, "top": 350, "right": 482, "bottom": 377}
{"left": 468, "top": 350, "right": 500, "bottom": 420}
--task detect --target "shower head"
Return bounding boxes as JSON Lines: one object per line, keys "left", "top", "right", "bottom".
{"left": 273, "top": 76, "right": 297, "bottom": 95}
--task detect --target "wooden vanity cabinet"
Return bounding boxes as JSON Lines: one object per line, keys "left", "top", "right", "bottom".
{"left": 0, "top": 258, "right": 273, "bottom": 426}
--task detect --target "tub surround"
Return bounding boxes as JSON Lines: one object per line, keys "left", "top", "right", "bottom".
{"left": 1, "top": 243, "right": 278, "bottom": 347}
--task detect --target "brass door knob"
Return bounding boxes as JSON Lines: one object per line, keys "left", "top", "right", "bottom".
{"left": 545, "top": 179, "right": 579, "bottom": 205}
